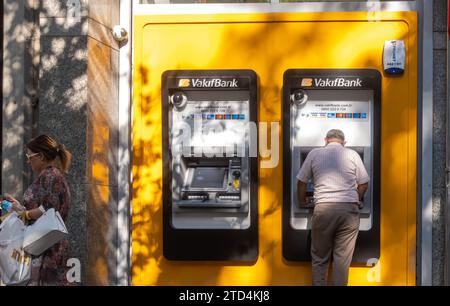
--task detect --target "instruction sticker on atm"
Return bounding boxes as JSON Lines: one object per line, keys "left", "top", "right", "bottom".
{"left": 175, "top": 100, "right": 250, "bottom": 148}
{"left": 299, "top": 101, "right": 369, "bottom": 121}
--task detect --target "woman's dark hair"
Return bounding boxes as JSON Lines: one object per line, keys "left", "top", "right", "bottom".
{"left": 27, "top": 135, "right": 72, "bottom": 173}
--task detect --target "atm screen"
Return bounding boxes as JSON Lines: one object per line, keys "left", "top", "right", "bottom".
{"left": 300, "top": 151, "right": 309, "bottom": 165}
{"left": 293, "top": 89, "right": 372, "bottom": 148}
{"left": 190, "top": 167, "right": 227, "bottom": 189}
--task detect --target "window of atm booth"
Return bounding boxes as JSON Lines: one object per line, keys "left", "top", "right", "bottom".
{"left": 140, "top": 0, "right": 269, "bottom": 3}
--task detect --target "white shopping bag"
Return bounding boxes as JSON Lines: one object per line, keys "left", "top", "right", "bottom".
{"left": 23, "top": 208, "right": 68, "bottom": 256}
{"left": 0, "top": 212, "right": 31, "bottom": 285}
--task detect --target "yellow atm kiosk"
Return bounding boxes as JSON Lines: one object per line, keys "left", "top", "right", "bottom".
{"left": 132, "top": 7, "right": 417, "bottom": 285}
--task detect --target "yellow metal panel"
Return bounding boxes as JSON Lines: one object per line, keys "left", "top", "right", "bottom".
{"left": 132, "top": 12, "right": 417, "bottom": 285}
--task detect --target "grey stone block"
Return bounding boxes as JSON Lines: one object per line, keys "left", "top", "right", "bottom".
{"left": 40, "top": 36, "right": 88, "bottom": 66}
{"left": 41, "top": 17, "right": 118, "bottom": 50}
{"left": 39, "top": 37, "right": 89, "bottom": 185}
{"left": 40, "top": 16, "right": 89, "bottom": 37}
{"left": 66, "top": 183, "right": 88, "bottom": 285}
{"left": 41, "top": 0, "right": 119, "bottom": 29}
{"left": 38, "top": 130, "right": 88, "bottom": 187}
{"left": 2, "top": 0, "right": 31, "bottom": 198}
{"left": 432, "top": 189, "right": 446, "bottom": 285}
{"left": 433, "top": 31, "right": 447, "bottom": 50}
{"left": 41, "top": 0, "right": 89, "bottom": 18}
{"left": 432, "top": 47, "right": 447, "bottom": 286}
{"left": 433, "top": 50, "right": 447, "bottom": 101}
{"left": 433, "top": 0, "right": 448, "bottom": 32}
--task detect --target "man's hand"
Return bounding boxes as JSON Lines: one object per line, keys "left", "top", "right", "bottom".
{"left": 297, "top": 181, "right": 309, "bottom": 207}
{"left": 299, "top": 197, "right": 315, "bottom": 208}
{"left": 357, "top": 183, "right": 368, "bottom": 202}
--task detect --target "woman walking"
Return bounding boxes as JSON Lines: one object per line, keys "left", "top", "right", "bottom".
{"left": 5, "top": 135, "right": 72, "bottom": 286}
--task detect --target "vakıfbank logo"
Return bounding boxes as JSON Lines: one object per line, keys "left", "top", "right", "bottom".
{"left": 301, "top": 78, "right": 313, "bottom": 87}
{"left": 301, "top": 77, "right": 363, "bottom": 88}
{"left": 178, "top": 79, "right": 191, "bottom": 87}
{"left": 178, "top": 78, "right": 239, "bottom": 88}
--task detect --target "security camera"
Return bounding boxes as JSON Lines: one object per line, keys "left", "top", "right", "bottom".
{"left": 112, "top": 25, "right": 128, "bottom": 43}
{"left": 291, "top": 89, "right": 308, "bottom": 107}
{"left": 170, "top": 92, "right": 188, "bottom": 110}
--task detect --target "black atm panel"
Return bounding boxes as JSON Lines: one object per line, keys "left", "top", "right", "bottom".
{"left": 162, "top": 70, "right": 258, "bottom": 261}
{"left": 282, "top": 69, "right": 381, "bottom": 263}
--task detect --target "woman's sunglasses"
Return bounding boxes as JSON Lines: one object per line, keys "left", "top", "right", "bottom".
{"left": 25, "top": 152, "right": 40, "bottom": 160}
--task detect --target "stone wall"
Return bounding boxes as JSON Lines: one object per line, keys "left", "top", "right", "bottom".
{"left": 2, "top": 0, "right": 39, "bottom": 200}
{"left": 39, "top": 0, "right": 119, "bottom": 285}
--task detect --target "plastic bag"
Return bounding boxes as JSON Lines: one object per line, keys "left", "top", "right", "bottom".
{"left": 0, "top": 212, "right": 31, "bottom": 285}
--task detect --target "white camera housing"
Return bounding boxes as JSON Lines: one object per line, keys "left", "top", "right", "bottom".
{"left": 291, "top": 89, "right": 308, "bottom": 107}
{"left": 170, "top": 92, "right": 188, "bottom": 110}
{"left": 112, "top": 25, "right": 128, "bottom": 43}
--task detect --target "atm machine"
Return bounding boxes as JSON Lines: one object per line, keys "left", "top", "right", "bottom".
{"left": 282, "top": 69, "right": 380, "bottom": 263}
{"left": 162, "top": 70, "right": 258, "bottom": 261}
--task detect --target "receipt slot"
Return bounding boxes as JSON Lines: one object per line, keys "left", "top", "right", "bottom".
{"left": 282, "top": 69, "right": 380, "bottom": 263}
{"left": 162, "top": 70, "right": 258, "bottom": 261}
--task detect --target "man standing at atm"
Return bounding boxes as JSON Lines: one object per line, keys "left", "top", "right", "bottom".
{"left": 296, "top": 129, "right": 369, "bottom": 286}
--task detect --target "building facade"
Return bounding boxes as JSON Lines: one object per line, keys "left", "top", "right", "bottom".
{"left": 1, "top": 0, "right": 448, "bottom": 285}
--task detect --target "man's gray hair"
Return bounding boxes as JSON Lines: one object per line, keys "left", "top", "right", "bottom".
{"left": 326, "top": 129, "right": 345, "bottom": 141}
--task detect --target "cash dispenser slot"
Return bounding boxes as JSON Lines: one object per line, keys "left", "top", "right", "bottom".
{"left": 177, "top": 157, "right": 243, "bottom": 208}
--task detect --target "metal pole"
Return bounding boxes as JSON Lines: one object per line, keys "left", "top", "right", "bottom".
{"left": 117, "top": 0, "right": 133, "bottom": 286}
{"left": 418, "top": 0, "right": 434, "bottom": 286}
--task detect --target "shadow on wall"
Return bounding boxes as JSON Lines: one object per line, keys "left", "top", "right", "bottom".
{"left": 3, "top": 0, "right": 121, "bottom": 285}
{"left": 130, "top": 17, "right": 315, "bottom": 286}
{"left": 2, "top": 0, "right": 40, "bottom": 195}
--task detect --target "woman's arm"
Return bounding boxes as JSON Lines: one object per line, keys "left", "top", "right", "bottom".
{"left": 4, "top": 195, "right": 43, "bottom": 220}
